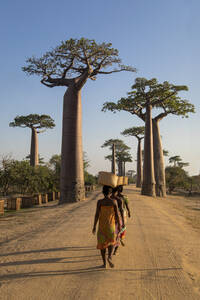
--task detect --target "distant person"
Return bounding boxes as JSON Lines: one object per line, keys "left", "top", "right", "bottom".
{"left": 111, "top": 187, "right": 125, "bottom": 255}
{"left": 92, "top": 185, "right": 121, "bottom": 268}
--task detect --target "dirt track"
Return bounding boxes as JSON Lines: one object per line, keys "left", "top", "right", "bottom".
{"left": 0, "top": 186, "right": 200, "bottom": 300}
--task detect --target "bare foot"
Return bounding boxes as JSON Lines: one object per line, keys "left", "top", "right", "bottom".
{"left": 107, "top": 257, "right": 114, "bottom": 268}
{"left": 120, "top": 239, "right": 125, "bottom": 247}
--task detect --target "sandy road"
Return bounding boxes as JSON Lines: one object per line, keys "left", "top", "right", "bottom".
{"left": 0, "top": 186, "right": 200, "bottom": 300}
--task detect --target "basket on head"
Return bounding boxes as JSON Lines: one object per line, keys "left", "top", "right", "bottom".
{"left": 123, "top": 176, "right": 128, "bottom": 185}
{"left": 117, "top": 176, "right": 124, "bottom": 186}
{"left": 98, "top": 171, "right": 118, "bottom": 188}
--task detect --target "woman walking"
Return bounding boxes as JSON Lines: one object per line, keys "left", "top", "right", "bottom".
{"left": 111, "top": 187, "right": 125, "bottom": 255}
{"left": 117, "top": 185, "right": 131, "bottom": 246}
{"left": 92, "top": 185, "right": 121, "bottom": 268}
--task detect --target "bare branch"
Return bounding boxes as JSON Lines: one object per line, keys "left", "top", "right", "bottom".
{"left": 41, "top": 79, "right": 56, "bottom": 88}
{"left": 62, "top": 58, "right": 74, "bottom": 78}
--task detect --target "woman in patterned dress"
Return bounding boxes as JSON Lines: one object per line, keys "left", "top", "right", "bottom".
{"left": 92, "top": 185, "right": 121, "bottom": 268}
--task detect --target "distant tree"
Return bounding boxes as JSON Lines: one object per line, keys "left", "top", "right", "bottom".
{"left": 49, "top": 154, "right": 61, "bottom": 191}
{"left": 23, "top": 38, "right": 136, "bottom": 203}
{"left": 165, "top": 166, "right": 189, "bottom": 194}
{"left": 169, "top": 155, "right": 182, "bottom": 167}
{"left": 121, "top": 126, "right": 144, "bottom": 187}
{"left": 0, "top": 156, "right": 54, "bottom": 195}
{"left": 102, "top": 78, "right": 195, "bottom": 197}
{"left": 163, "top": 149, "right": 169, "bottom": 157}
{"left": 102, "top": 139, "right": 131, "bottom": 175}
{"left": 9, "top": 114, "right": 55, "bottom": 167}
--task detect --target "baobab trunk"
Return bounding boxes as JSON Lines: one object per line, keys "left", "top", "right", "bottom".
{"left": 152, "top": 119, "right": 166, "bottom": 197}
{"left": 60, "top": 84, "right": 85, "bottom": 203}
{"left": 141, "top": 104, "right": 156, "bottom": 196}
{"left": 118, "top": 160, "right": 123, "bottom": 176}
{"left": 136, "top": 138, "right": 143, "bottom": 187}
{"left": 111, "top": 143, "right": 116, "bottom": 174}
{"left": 30, "top": 128, "right": 39, "bottom": 167}
{"left": 123, "top": 161, "right": 126, "bottom": 176}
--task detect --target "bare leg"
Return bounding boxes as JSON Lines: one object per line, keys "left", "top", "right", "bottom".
{"left": 113, "top": 246, "right": 119, "bottom": 255}
{"left": 100, "top": 249, "right": 106, "bottom": 267}
{"left": 107, "top": 245, "right": 114, "bottom": 268}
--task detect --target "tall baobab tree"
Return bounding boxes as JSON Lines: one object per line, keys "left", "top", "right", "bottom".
{"left": 102, "top": 139, "right": 132, "bottom": 176}
{"left": 22, "top": 38, "right": 136, "bottom": 203}
{"left": 9, "top": 114, "right": 55, "bottom": 167}
{"left": 102, "top": 78, "right": 195, "bottom": 197}
{"left": 121, "top": 126, "right": 144, "bottom": 187}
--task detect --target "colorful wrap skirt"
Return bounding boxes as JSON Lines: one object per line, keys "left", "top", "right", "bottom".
{"left": 97, "top": 206, "right": 116, "bottom": 250}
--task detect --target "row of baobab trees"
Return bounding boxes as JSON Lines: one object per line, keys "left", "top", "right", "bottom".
{"left": 18, "top": 37, "right": 194, "bottom": 203}
{"left": 102, "top": 78, "right": 195, "bottom": 197}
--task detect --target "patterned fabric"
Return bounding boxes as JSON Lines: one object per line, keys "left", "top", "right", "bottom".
{"left": 97, "top": 206, "right": 116, "bottom": 249}
{"left": 121, "top": 194, "right": 129, "bottom": 239}
{"left": 122, "top": 195, "right": 129, "bottom": 209}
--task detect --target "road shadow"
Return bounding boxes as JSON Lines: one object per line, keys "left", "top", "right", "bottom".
{"left": 0, "top": 246, "right": 97, "bottom": 257}
{"left": 0, "top": 266, "right": 183, "bottom": 282}
{"left": 0, "top": 256, "right": 101, "bottom": 267}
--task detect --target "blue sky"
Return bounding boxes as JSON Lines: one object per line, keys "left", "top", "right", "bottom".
{"left": 0, "top": 0, "right": 199, "bottom": 175}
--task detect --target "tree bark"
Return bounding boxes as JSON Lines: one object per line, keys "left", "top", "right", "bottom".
{"left": 118, "top": 160, "right": 123, "bottom": 176}
{"left": 30, "top": 128, "right": 39, "bottom": 167}
{"left": 141, "top": 103, "right": 156, "bottom": 196}
{"left": 111, "top": 143, "right": 116, "bottom": 174}
{"left": 60, "top": 84, "right": 85, "bottom": 203}
{"left": 136, "top": 138, "right": 143, "bottom": 187}
{"left": 123, "top": 161, "right": 126, "bottom": 176}
{"left": 152, "top": 119, "right": 166, "bottom": 197}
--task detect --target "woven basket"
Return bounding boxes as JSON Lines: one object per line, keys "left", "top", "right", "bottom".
{"left": 117, "top": 176, "right": 124, "bottom": 186}
{"left": 123, "top": 176, "right": 128, "bottom": 185}
{"left": 98, "top": 172, "right": 118, "bottom": 188}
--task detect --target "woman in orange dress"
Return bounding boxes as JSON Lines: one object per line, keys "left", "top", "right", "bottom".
{"left": 92, "top": 185, "right": 121, "bottom": 268}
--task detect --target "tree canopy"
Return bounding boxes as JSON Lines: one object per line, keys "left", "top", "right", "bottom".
{"left": 22, "top": 38, "right": 136, "bottom": 88}
{"left": 121, "top": 126, "right": 145, "bottom": 139}
{"left": 9, "top": 114, "right": 55, "bottom": 131}
{"left": 101, "top": 139, "right": 130, "bottom": 152}
{"left": 169, "top": 155, "right": 189, "bottom": 168}
{"left": 102, "top": 77, "right": 195, "bottom": 120}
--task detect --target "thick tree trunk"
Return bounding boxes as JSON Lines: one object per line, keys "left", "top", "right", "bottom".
{"left": 152, "top": 119, "right": 166, "bottom": 197}
{"left": 118, "top": 160, "right": 123, "bottom": 176}
{"left": 60, "top": 85, "right": 85, "bottom": 203}
{"left": 141, "top": 104, "right": 156, "bottom": 196}
{"left": 136, "top": 138, "right": 143, "bottom": 187}
{"left": 30, "top": 128, "right": 39, "bottom": 167}
{"left": 111, "top": 143, "right": 116, "bottom": 174}
{"left": 123, "top": 161, "right": 126, "bottom": 176}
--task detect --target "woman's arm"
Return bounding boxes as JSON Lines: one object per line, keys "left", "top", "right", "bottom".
{"left": 117, "top": 197, "right": 125, "bottom": 227}
{"left": 92, "top": 200, "right": 101, "bottom": 234}
{"left": 113, "top": 201, "right": 122, "bottom": 232}
{"left": 124, "top": 195, "right": 131, "bottom": 218}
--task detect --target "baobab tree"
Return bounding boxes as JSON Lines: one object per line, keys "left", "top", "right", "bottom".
{"left": 102, "top": 139, "right": 132, "bottom": 176}
{"left": 102, "top": 78, "right": 195, "bottom": 197}
{"left": 22, "top": 38, "right": 136, "bottom": 203}
{"left": 121, "top": 126, "right": 144, "bottom": 187}
{"left": 9, "top": 114, "right": 55, "bottom": 167}
{"left": 102, "top": 139, "right": 128, "bottom": 174}
{"left": 169, "top": 155, "right": 189, "bottom": 168}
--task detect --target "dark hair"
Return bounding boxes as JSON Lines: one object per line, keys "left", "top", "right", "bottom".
{"left": 118, "top": 185, "right": 123, "bottom": 193}
{"left": 102, "top": 185, "right": 112, "bottom": 196}
{"left": 112, "top": 187, "right": 118, "bottom": 194}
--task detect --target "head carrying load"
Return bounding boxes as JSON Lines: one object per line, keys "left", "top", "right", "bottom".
{"left": 123, "top": 176, "right": 128, "bottom": 185}
{"left": 117, "top": 176, "right": 124, "bottom": 186}
{"left": 98, "top": 171, "right": 118, "bottom": 188}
